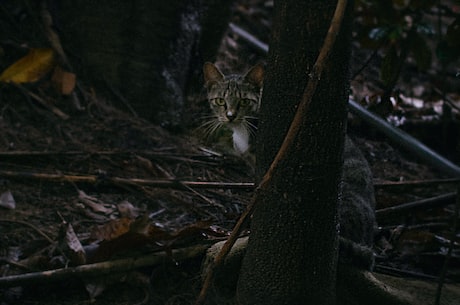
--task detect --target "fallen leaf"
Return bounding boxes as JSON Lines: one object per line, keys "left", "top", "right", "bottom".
{"left": 51, "top": 66, "right": 76, "bottom": 95}
{"left": 0, "top": 190, "right": 15, "bottom": 209}
{"left": 117, "top": 200, "right": 140, "bottom": 219}
{"left": 78, "top": 190, "right": 114, "bottom": 214}
{"left": 90, "top": 217, "right": 133, "bottom": 242}
{"left": 0, "top": 48, "right": 55, "bottom": 83}
{"left": 58, "top": 222, "right": 86, "bottom": 265}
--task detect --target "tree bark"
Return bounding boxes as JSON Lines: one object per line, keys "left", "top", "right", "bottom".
{"left": 54, "top": 0, "right": 231, "bottom": 128}
{"left": 237, "top": 1, "right": 353, "bottom": 304}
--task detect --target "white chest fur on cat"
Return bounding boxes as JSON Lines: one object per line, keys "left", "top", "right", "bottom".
{"left": 230, "top": 123, "right": 250, "bottom": 154}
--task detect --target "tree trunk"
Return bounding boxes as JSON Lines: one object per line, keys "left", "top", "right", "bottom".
{"left": 54, "top": 0, "right": 231, "bottom": 128}
{"left": 237, "top": 1, "right": 353, "bottom": 304}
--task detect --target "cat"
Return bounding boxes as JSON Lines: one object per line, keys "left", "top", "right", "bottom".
{"left": 202, "top": 62, "right": 376, "bottom": 269}
{"left": 202, "top": 62, "right": 264, "bottom": 155}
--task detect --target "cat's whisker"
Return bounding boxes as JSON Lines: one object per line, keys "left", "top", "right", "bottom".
{"left": 241, "top": 120, "right": 257, "bottom": 138}
{"left": 194, "top": 118, "right": 223, "bottom": 141}
{"left": 198, "top": 119, "right": 217, "bottom": 129}
{"left": 198, "top": 114, "right": 218, "bottom": 120}
{"left": 202, "top": 120, "right": 223, "bottom": 139}
{"left": 246, "top": 121, "right": 258, "bottom": 135}
{"left": 195, "top": 123, "right": 213, "bottom": 136}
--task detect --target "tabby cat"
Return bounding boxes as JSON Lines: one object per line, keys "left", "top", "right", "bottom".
{"left": 202, "top": 62, "right": 376, "bottom": 270}
{"left": 202, "top": 62, "right": 264, "bottom": 155}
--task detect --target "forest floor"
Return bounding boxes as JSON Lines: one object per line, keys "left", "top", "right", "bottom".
{"left": 1, "top": 1, "right": 460, "bottom": 305}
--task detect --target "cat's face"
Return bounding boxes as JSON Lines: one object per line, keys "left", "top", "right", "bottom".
{"left": 203, "top": 63, "right": 264, "bottom": 126}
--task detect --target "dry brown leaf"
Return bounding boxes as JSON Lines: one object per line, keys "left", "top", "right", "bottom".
{"left": 51, "top": 66, "right": 76, "bottom": 95}
{"left": 90, "top": 217, "right": 133, "bottom": 242}
{"left": 60, "top": 222, "right": 86, "bottom": 265}
{"left": 78, "top": 190, "right": 114, "bottom": 214}
{"left": 117, "top": 200, "right": 140, "bottom": 219}
{"left": 0, "top": 48, "right": 55, "bottom": 83}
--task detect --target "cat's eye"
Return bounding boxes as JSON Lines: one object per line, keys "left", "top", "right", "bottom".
{"left": 213, "top": 98, "right": 226, "bottom": 106}
{"left": 240, "top": 99, "right": 251, "bottom": 106}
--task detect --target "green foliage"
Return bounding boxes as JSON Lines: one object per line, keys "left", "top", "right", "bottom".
{"left": 354, "top": 0, "right": 459, "bottom": 85}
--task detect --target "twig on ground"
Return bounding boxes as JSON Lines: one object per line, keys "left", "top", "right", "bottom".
{"left": 0, "top": 149, "right": 238, "bottom": 166}
{"left": 0, "top": 219, "right": 55, "bottom": 244}
{"left": 13, "top": 83, "right": 70, "bottom": 120}
{"left": 374, "top": 265, "right": 440, "bottom": 281}
{"left": 374, "top": 178, "right": 460, "bottom": 189}
{"left": 376, "top": 192, "right": 456, "bottom": 218}
{"left": 435, "top": 185, "right": 459, "bottom": 305}
{"left": 0, "top": 243, "right": 211, "bottom": 288}
{"left": 0, "top": 170, "right": 254, "bottom": 190}
{"left": 379, "top": 222, "right": 448, "bottom": 231}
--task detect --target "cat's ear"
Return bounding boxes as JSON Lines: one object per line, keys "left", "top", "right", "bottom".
{"left": 203, "top": 62, "right": 224, "bottom": 88}
{"left": 244, "top": 63, "right": 264, "bottom": 88}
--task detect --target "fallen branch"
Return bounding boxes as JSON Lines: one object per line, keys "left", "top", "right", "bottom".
{"left": 376, "top": 192, "right": 456, "bottom": 218}
{"left": 13, "top": 83, "right": 70, "bottom": 120}
{"left": 0, "top": 243, "right": 211, "bottom": 288}
{"left": 374, "top": 178, "right": 460, "bottom": 189}
{"left": 0, "top": 219, "right": 55, "bottom": 244}
{"left": 0, "top": 149, "right": 242, "bottom": 166}
{"left": 0, "top": 170, "right": 254, "bottom": 190}
{"left": 435, "top": 186, "right": 459, "bottom": 305}
{"left": 374, "top": 265, "right": 440, "bottom": 281}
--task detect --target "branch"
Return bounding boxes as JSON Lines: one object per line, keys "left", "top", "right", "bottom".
{"left": 195, "top": 1, "right": 349, "bottom": 304}
{"left": 435, "top": 185, "right": 459, "bottom": 305}
{"left": 375, "top": 192, "right": 456, "bottom": 218}
{"left": 0, "top": 243, "right": 210, "bottom": 288}
{"left": 0, "top": 170, "right": 254, "bottom": 190}
{"left": 0, "top": 219, "right": 54, "bottom": 244}
{"left": 374, "top": 178, "right": 460, "bottom": 189}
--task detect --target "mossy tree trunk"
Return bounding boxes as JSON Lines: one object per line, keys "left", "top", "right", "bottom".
{"left": 236, "top": 1, "right": 353, "bottom": 304}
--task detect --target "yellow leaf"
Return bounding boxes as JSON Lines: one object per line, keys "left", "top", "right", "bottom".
{"left": 0, "top": 48, "right": 55, "bottom": 83}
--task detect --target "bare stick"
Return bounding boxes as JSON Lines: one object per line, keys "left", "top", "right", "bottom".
{"left": 375, "top": 192, "right": 456, "bottom": 218}
{"left": 435, "top": 185, "right": 459, "bottom": 305}
{"left": 0, "top": 219, "right": 54, "bottom": 244}
{"left": 0, "top": 170, "right": 254, "bottom": 190}
{"left": 0, "top": 243, "right": 210, "bottom": 288}
{"left": 374, "top": 178, "right": 460, "bottom": 189}
{"left": 13, "top": 83, "right": 70, "bottom": 120}
{"left": 195, "top": 1, "right": 349, "bottom": 304}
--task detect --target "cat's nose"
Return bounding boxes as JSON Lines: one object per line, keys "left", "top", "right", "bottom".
{"left": 226, "top": 111, "right": 236, "bottom": 121}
